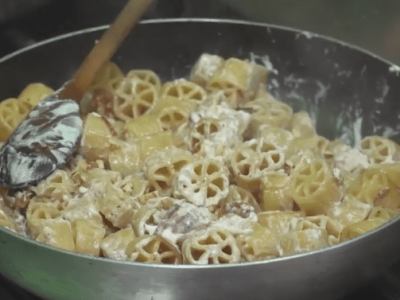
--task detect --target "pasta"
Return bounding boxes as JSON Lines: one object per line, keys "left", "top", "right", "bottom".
{"left": 0, "top": 98, "right": 31, "bottom": 141}
{"left": 123, "top": 115, "right": 162, "bottom": 138}
{"left": 1, "top": 54, "right": 399, "bottom": 266}
{"left": 152, "top": 97, "right": 197, "bottom": 131}
{"left": 87, "top": 61, "right": 124, "bottom": 93}
{"left": 360, "top": 136, "right": 400, "bottom": 164}
{"left": 190, "top": 53, "right": 225, "bottom": 88}
{"left": 100, "top": 226, "right": 135, "bottom": 260}
{"left": 80, "top": 112, "right": 117, "bottom": 161}
{"left": 260, "top": 171, "right": 294, "bottom": 211}
{"left": 236, "top": 223, "right": 280, "bottom": 261}
{"left": 114, "top": 78, "right": 158, "bottom": 121}
{"left": 173, "top": 158, "right": 229, "bottom": 207}
{"left": 244, "top": 92, "right": 293, "bottom": 135}
{"left": 72, "top": 219, "right": 106, "bottom": 256}
{"left": 161, "top": 79, "right": 207, "bottom": 104}
{"left": 144, "top": 148, "right": 194, "bottom": 196}
{"left": 207, "top": 58, "right": 268, "bottom": 104}
{"left": 108, "top": 139, "right": 142, "bottom": 175}
{"left": 231, "top": 138, "right": 285, "bottom": 193}
{"left": 290, "top": 159, "right": 342, "bottom": 215}
{"left": 182, "top": 229, "right": 241, "bottom": 264}
{"left": 18, "top": 83, "right": 54, "bottom": 108}
{"left": 126, "top": 70, "right": 161, "bottom": 93}
{"left": 126, "top": 235, "right": 182, "bottom": 263}
{"left": 36, "top": 218, "right": 76, "bottom": 251}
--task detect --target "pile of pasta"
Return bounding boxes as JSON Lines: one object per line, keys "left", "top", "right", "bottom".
{"left": 0, "top": 54, "right": 400, "bottom": 264}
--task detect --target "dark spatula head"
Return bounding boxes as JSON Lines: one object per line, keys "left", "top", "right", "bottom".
{"left": 0, "top": 96, "right": 82, "bottom": 189}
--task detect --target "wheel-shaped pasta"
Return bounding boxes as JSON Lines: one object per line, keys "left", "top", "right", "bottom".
{"left": 126, "top": 235, "right": 182, "bottom": 264}
{"left": 114, "top": 78, "right": 158, "bottom": 121}
{"left": 123, "top": 115, "right": 163, "bottom": 138}
{"left": 236, "top": 223, "right": 280, "bottom": 262}
{"left": 243, "top": 94, "right": 293, "bottom": 134}
{"left": 161, "top": 79, "right": 207, "bottom": 104}
{"left": 289, "top": 111, "right": 316, "bottom": 139}
{"left": 144, "top": 148, "right": 194, "bottom": 196}
{"left": 190, "top": 53, "right": 225, "bottom": 87}
{"left": 88, "top": 61, "right": 124, "bottom": 93}
{"left": 231, "top": 138, "right": 285, "bottom": 193}
{"left": 347, "top": 166, "right": 390, "bottom": 204}
{"left": 152, "top": 97, "right": 197, "bottom": 131}
{"left": 173, "top": 159, "right": 229, "bottom": 207}
{"left": 100, "top": 227, "right": 136, "bottom": 260}
{"left": 340, "top": 219, "right": 384, "bottom": 241}
{"left": 182, "top": 229, "right": 241, "bottom": 264}
{"left": 133, "top": 197, "right": 176, "bottom": 236}
{"left": 280, "top": 228, "right": 329, "bottom": 255}
{"left": 190, "top": 101, "right": 251, "bottom": 135}
{"left": 256, "top": 125, "right": 294, "bottom": 150}
{"left": 360, "top": 136, "right": 400, "bottom": 164}
{"left": 260, "top": 171, "right": 294, "bottom": 211}
{"left": 126, "top": 69, "right": 161, "bottom": 93}
{"left": 188, "top": 117, "right": 242, "bottom": 160}
{"left": 189, "top": 117, "right": 222, "bottom": 154}
{"left": 290, "top": 159, "right": 342, "bottom": 215}
{"left": 0, "top": 98, "right": 30, "bottom": 141}
{"left": 18, "top": 83, "right": 54, "bottom": 108}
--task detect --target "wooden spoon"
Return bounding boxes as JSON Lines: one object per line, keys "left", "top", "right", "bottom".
{"left": 0, "top": 0, "right": 154, "bottom": 189}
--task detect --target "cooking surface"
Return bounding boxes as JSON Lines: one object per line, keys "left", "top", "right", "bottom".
{"left": 1, "top": 0, "right": 400, "bottom": 299}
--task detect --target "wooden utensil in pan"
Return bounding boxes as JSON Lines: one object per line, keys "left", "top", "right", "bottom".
{"left": 0, "top": 0, "right": 153, "bottom": 189}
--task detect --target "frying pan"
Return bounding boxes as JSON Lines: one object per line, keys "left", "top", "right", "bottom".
{"left": 0, "top": 19, "right": 400, "bottom": 300}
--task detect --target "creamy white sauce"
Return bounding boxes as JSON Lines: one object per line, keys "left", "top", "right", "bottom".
{"left": 173, "top": 160, "right": 229, "bottom": 207}
{"left": 154, "top": 201, "right": 213, "bottom": 244}
{"left": 211, "top": 212, "right": 257, "bottom": 235}
{"left": 334, "top": 148, "right": 369, "bottom": 172}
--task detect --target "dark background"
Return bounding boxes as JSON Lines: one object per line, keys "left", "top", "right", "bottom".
{"left": 1, "top": 0, "right": 400, "bottom": 299}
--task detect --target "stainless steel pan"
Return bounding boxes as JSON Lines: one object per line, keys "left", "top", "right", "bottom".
{"left": 0, "top": 19, "right": 400, "bottom": 300}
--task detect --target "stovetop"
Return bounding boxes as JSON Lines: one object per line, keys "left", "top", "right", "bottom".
{"left": 0, "top": 1, "right": 400, "bottom": 299}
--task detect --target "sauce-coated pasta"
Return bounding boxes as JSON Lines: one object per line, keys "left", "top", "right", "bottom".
{"left": 0, "top": 53, "right": 399, "bottom": 265}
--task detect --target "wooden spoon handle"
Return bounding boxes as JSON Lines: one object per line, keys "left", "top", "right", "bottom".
{"left": 58, "top": 0, "right": 153, "bottom": 101}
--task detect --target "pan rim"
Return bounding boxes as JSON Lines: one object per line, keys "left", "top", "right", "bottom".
{"left": 0, "top": 17, "right": 399, "bottom": 270}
